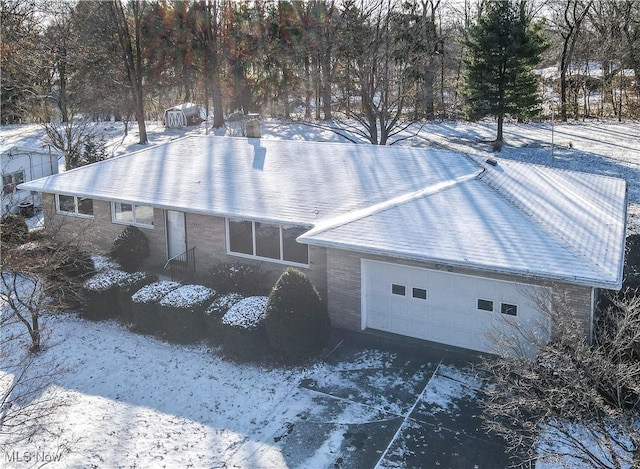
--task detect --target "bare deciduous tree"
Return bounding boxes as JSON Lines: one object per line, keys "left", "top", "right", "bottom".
{"left": 0, "top": 311, "right": 74, "bottom": 457}
{"left": 481, "top": 289, "right": 640, "bottom": 468}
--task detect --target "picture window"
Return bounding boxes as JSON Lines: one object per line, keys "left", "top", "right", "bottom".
{"left": 227, "top": 219, "right": 309, "bottom": 266}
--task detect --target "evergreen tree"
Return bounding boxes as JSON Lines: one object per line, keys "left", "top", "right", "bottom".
{"left": 462, "top": 0, "right": 548, "bottom": 143}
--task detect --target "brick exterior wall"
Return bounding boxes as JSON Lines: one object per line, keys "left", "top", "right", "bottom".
{"left": 184, "top": 213, "right": 327, "bottom": 298}
{"left": 326, "top": 247, "right": 595, "bottom": 341}
{"left": 42, "top": 194, "right": 327, "bottom": 298}
{"left": 42, "top": 194, "right": 166, "bottom": 272}
{"left": 42, "top": 193, "right": 593, "bottom": 344}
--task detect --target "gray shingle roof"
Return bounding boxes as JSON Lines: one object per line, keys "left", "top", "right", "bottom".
{"left": 19, "top": 135, "right": 626, "bottom": 288}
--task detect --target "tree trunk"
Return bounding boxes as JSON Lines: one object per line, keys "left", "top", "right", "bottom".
{"left": 497, "top": 114, "right": 504, "bottom": 142}
{"left": 30, "top": 315, "right": 40, "bottom": 353}
{"left": 304, "top": 55, "right": 311, "bottom": 119}
{"left": 321, "top": 53, "right": 332, "bottom": 120}
{"left": 110, "top": 0, "right": 147, "bottom": 144}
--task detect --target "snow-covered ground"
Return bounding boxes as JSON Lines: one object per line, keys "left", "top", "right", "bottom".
{"left": 0, "top": 312, "right": 477, "bottom": 469}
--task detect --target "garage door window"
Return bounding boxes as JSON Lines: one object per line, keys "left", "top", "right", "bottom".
{"left": 501, "top": 303, "right": 518, "bottom": 316}
{"left": 391, "top": 284, "right": 406, "bottom": 296}
{"left": 477, "top": 299, "right": 494, "bottom": 312}
{"left": 412, "top": 288, "right": 427, "bottom": 300}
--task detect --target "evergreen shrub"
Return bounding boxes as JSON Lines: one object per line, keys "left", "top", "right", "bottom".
{"left": 265, "top": 268, "right": 330, "bottom": 361}
{"left": 158, "top": 284, "right": 216, "bottom": 343}
{"left": 82, "top": 269, "right": 130, "bottom": 320}
{"left": 203, "top": 292, "right": 244, "bottom": 342}
{"left": 116, "top": 271, "right": 157, "bottom": 322}
{"left": 130, "top": 281, "right": 181, "bottom": 334}
{"left": 110, "top": 225, "right": 149, "bottom": 272}
{"left": 209, "top": 262, "right": 268, "bottom": 296}
{"left": 220, "top": 296, "right": 269, "bottom": 361}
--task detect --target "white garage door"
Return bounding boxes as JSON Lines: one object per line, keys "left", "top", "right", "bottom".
{"left": 362, "top": 260, "right": 548, "bottom": 354}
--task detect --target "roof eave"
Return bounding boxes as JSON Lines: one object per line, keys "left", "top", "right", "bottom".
{"left": 300, "top": 236, "right": 623, "bottom": 290}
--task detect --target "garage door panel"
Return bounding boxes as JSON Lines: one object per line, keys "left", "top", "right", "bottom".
{"left": 362, "top": 260, "right": 547, "bottom": 354}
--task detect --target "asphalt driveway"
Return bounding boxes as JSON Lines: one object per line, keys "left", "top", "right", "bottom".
{"left": 277, "top": 329, "right": 511, "bottom": 469}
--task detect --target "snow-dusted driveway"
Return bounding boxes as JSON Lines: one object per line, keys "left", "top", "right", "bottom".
{"left": 2, "top": 315, "right": 506, "bottom": 468}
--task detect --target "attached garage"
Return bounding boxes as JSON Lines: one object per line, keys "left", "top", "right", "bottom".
{"left": 361, "top": 260, "right": 550, "bottom": 354}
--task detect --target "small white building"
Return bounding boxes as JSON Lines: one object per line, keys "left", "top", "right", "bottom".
{"left": 1, "top": 145, "right": 61, "bottom": 217}
{"left": 164, "top": 103, "right": 202, "bottom": 128}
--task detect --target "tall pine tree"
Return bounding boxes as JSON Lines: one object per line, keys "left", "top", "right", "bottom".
{"left": 463, "top": 0, "right": 547, "bottom": 143}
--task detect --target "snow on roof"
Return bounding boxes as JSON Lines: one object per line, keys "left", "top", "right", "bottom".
{"left": 0, "top": 145, "right": 63, "bottom": 156}
{"left": 20, "top": 135, "right": 627, "bottom": 288}
{"left": 300, "top": 164, "right": 626, "bottom": 288}
{"left": 18, "top": 135, "right": 478, "bottom": 226}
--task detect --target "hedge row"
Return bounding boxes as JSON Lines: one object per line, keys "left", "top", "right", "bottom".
{"left": 81, "top": 266, "right": 331, "bottom": 363}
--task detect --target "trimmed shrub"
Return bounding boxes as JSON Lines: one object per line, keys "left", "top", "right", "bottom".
{"left": 92, "top": 255, "right": 121, "bottom": 272}
{"left": 83, "top": 269, "right": 130, "bottom": 320}
{"left": 203, "top": 292, "right": 244, "bottom": 342}
{"left": 0, "top": 214, "right": 28, "bottom": 245}
{"left": 116, "top": 271, "right": 157, "bottom": 322}
{"left": 265, "top": 268, "right": 330, "bottom": 361}
{"left": 110, "top": 225, "right": 149, "bottom": 272}
{"left": 220, "top": 296, "right": 269, "bottom": 361}
{"left": 209, "top": 262, "right": 268, "bottom": 296}
{"left": 130, "top": 281, "right": 181, "bottom": 335}
{"left": 158, "top": 284, "right": 216, "bottom": 343}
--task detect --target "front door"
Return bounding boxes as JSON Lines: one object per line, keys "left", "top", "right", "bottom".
{"left": 166, "top": 210, "right": 186, "bottom": 259}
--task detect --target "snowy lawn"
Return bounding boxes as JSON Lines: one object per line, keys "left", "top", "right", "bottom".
{"left": 1, "top": 313, "right": 307, "bottom": 468}
{"left": 0, "top": 312, "right": 491, "bottom": 469}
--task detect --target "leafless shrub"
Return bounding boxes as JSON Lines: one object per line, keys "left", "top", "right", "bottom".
{"left": 481, "top": 289, "right": 640, "bottom": 468}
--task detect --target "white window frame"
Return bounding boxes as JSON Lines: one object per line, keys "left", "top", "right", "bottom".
{"left": 55, "top": 194, "right": 94, "bottom": 219}
{"left": 477, "top": 298, "right": 495, "bottom": 312}
{"left": 500, "top": 302, "right": 519, "bottom": 316}
{"left": 111, "top": 202, "right": 154, "bottom": 229}
{"left": 225, "top": 218, "right": 309, "bottom": 267}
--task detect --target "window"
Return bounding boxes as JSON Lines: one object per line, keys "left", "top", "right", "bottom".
{"left": 226, "top": 219, "right": 309, "bottom": 265}
{"left": 56, "top": 194, "right": 94, "bottom": 218}
{"left": 391, "top": 284, "right": 406, "bottom": 296}
{"left": 501, "top": 303, "right": 518, "bottom": 316}
{"left": 477, "top": 299, "right": 494, "bottom": 312}
{"left": 282, "top": 226, "right": 309, "bottom": 265}
{"left": 412, "top": 288, "right": 427, "bottom": 300}
{"left": 2, "top": 170, "right": 25, "bottom": 193}
{"left": 228, "top": 219, "right": 253, "bottom": 255}
{"left": 112, "top": 202, "right": 154, "bottom": 228}
{"left": 255, "top": 222, "right": 280, "bottom": 259}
